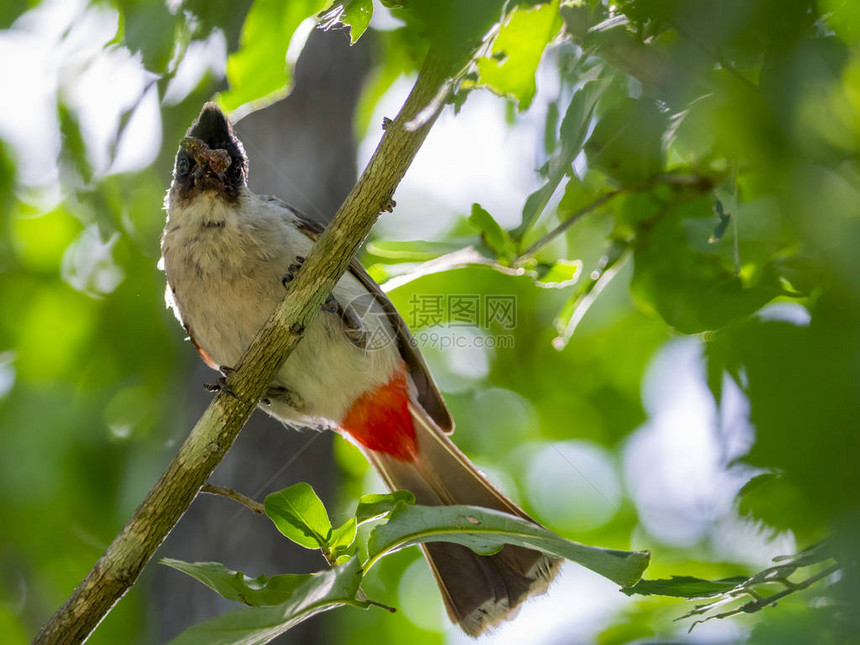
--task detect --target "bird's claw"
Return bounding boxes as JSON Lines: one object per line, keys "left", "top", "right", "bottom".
{"left": 281, "top": 255, "right": 306, "bottom": 288}
{"left": 203, "top": 376, "right": 239, "bottom": 399}
{"left": 322, "top": 294, "right": 339, "bottom": 314}
{"left": 282, "top": 257, "right": 342, "bottom": 318}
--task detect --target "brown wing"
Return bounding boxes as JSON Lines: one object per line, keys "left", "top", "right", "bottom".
{"left": 346, "top": 256, "right": 454, "bottom": 433}
{"left": 276, "top": 198, "right": 454, "bottom": 433}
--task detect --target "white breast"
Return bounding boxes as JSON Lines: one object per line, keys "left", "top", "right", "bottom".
{"left": 160, "top": 188, "right": 401, "bottom": 428}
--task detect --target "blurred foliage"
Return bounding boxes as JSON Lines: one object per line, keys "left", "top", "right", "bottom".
{"left": 220, "top": 0, "right": 326, "bottom": 114}
{"left": 1, "top": 0, "right": 859, "bottom": 643}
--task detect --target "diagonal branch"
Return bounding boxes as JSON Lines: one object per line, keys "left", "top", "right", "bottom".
{"left": 33, "top": 52, "right": 454, "bottom": 645}
{"left": 513, "top": 173, "right": 713, "bottom": 265}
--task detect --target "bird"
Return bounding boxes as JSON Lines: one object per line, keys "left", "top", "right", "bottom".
{"left": 160, "top": 102, "right": 561, "bottom": 636}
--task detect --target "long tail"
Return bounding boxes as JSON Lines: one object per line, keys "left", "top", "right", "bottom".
{"left": 355, "top": 401, "right": 562, "bottom": 636}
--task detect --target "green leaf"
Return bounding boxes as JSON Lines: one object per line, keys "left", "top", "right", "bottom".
{"left": 265, "top": 483, "right": 332, "bottom": 550}
{"left": 0, "top": 0, "right": 27, "bottom": 31}
{"left": 513, "top": 66, "right": 608, "bottom": 240}
{"left": 120, "top": 0, "right": 179, "bottom": 73}
{"left": 558, "top": 1, "right": 589, "bottom": 41}
{"left": 322, "top": 0, "right": 373, "bottom": 44}
{"left": 220, "top": 0, "right": 328, "bottom": 114}
{"left": 365, "top": 240, "right": 460, "bottom": 262}
{"left": 543, "top": 99, "right": 559, "bottom": 155}
{"left": 770, "top": 255, "right": 822, "bottom": 296}
{"left": 160, "top": 559, "right": 311, "bottom": 606}
{"left": 631, "top": 212, "right": 779, "bottom": 333}
{"left": 584, "top": 97, "right": 667, "bottom": 184}
{"left": 183, "top": 0, "right": 255, "bottom": 53}
{"left": 353, "top": 28, "right": 422, "bottom": 138}
{"left": 534, "top": 259, "right": 582, "bottom": 288}
{"left": 342, "top": 0, "right": 372, "bottom": 43}
{"left": 556, "top": 174, "right": 604, "bottom": 219}
{"left": 713, "top": 311, "right": 860, "bottom": 528}
{"left": 475, "top": 1, "right": 562, "bottom": 109}
{"left": 552, "top": 241, "right": 629, "bottom": 349}
{"left": 469, "top": 203, "right": 511, "bottom": 258}
{"left": 621, "top": 575, "right": 748, "bottom": 599}
{"left": 395, "top": 0, "right": 507, "bottom": 64}
{"left": 167, "top": 557, "right": 368, "bottom": 645}
{"left": 57, "top": 103, "right": 93, "bottom": 185}
{"left": 355, "top": 490, "right": 416, "bottom": 524}
{"left": 328, "top": 517, "right": 358, "bottom": 559}
{"left": 822, "top": 0, "right": 860, "bottom": 44}
{"left": 737, "top": 473, "right": 814, "bottom": 535}
{"left": 365, "top": 504, "right": 649, "bottom": 587}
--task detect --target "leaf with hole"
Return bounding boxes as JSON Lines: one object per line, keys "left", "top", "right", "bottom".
{"left": 220, "top": 0, "right": 328, "bottom": 114}
{"left": 336, "top": 0, "right": 373, "bottom": 44}
{"left": 475, "top": 1, "right": 562, "bottom": 110}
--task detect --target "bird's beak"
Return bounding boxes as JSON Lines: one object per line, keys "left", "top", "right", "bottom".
{"left": 181, "top": 136, "right": 232, "bottom": 184}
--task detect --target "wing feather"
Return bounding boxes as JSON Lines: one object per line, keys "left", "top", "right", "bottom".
{"left": 273, "top": 197, "right": 454, "bottom": 433}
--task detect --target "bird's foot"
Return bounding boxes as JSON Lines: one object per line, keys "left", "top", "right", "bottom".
{"left": 381, "top": 194, "right": 396, "bottom": 213}
{"left": 204, "top": 366, "right": 239, "bottom": 399}
{"left": 282, "top": 257, "right": 353, "bottom": 322}
{"left": 281, "top": 255, "right": 306, "bottom": 287}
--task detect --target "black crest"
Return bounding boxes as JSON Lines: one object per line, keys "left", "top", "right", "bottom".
{"left": 173, "top": 103, "right": 248, "bottom": 196}
{"left": 189, "top": 103, "right": 248, "bottom": 180}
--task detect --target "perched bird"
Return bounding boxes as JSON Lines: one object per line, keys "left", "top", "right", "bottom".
{"left": 160, "top": 103, "right": 560, "bottom": 636}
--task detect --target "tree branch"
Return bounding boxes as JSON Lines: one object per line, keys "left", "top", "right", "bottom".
{"left": 200, "top": 484, "right": 265, "bottom": 515}
{"left": 34, "top": 52, "right": 453, "bottom": 645}
{"left": 514, "top": 173, "right": 713, "bottom": 265}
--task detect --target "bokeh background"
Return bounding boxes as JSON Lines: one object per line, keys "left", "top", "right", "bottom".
{"left": 1, "top": 1, "right": 858, "bottom": 643}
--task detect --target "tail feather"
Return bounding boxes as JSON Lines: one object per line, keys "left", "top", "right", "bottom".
{"left": 364, "top": 404, "right": 562, "bottom": 636}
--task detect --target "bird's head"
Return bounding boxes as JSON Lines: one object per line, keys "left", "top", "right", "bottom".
{"left": 171, "top": 103, "right": 248, "bottom": 203}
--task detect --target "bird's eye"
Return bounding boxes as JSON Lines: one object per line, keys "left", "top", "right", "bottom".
{"left": 229, "top": 163, "right": 242, "bottom": 181}
{"left": 177, "top": 157, "right": 190, "bottom": 177}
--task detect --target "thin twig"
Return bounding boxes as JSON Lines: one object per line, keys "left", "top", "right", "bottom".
{"left": 515, "top": 190, "right": 619, "bottom": 264}
{"left": 379, "top": 246, "right": 528, "bottom": 293}
{"left": 688, "top": 564, "right": 841, "bottom": 631}
{"left": 681, "top": 556, "right": 841, "bottom": 632}
{"left": 360, "top": 593, "right": 397, "bottom": 613}
{"left": 200, "top": 484, "right": 265, "bottom": 515}
{"left": 514, "top": 173, "right": 712, "bottom": 265}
